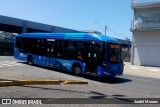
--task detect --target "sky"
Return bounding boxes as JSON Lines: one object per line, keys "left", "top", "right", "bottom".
{"left": 0, "top": 0, "right": 159, "bottom": 40}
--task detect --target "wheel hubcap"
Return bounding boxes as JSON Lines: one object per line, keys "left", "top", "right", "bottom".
{"left": 75, "top": 67, "right": 81, "bottom": 74}
{"left": 28, "top": 58, "right": 33, "bottom": 65}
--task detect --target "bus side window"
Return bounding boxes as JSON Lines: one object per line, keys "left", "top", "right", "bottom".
{"left": 64, "top": 41, "right": 76, "bottom": 59}
{"left": 36, "top": 39, "right": 46, "bottom": 56}
{"left": 77, "top": 42, "right": 86, "bottom": 60}
{"left": 55, "top": 40, "right": 64, "bottom": 58}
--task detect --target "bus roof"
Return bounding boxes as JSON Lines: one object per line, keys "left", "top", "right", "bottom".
{"left": 16, "top": 33, "right": 121, "bottom": 43}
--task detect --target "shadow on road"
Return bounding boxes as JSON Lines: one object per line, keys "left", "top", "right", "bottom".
{"left": 20, "top": 85, "right": 126, "bottom": 99}
{"left": 18, "top": 62, "right": 132, "bottom": 84}
{"left": 82, "top": 75, "right": 132, "bottom": 84}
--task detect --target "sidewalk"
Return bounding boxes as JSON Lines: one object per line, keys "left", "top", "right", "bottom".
{"left": 124, "top": 62, "right": 160, "bottom": 79}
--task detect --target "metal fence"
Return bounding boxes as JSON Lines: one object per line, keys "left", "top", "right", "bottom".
{"left": 131, "top": 20, "right": 160, "bottom": 29}
{"left": 122, "top": 47, "right": 131, "bottom": 62}
{"left": 0, "top": 42, "right": 14, "bottom": 56}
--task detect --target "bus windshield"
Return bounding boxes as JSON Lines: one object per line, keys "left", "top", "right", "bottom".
{"left": 105, "top": 42, "right": 122, "bottom": 63}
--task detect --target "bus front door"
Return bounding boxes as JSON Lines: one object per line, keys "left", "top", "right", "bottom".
{"left": 46, "top": 40, "right": 55, "bottom": 67}
{"left": 86, "top": 42, "right": 101, "bottom": 75}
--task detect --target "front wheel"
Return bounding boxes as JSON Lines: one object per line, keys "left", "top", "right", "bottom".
{"left": 72, "top": 65, "right": 82, "bottom": 76}
{"left": 27, "top": 56, "right": 34, "bottom": 65}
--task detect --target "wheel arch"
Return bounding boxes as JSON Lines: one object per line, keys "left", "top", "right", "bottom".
{"left": 27, "top": 54, "right": 34, "bottom": 65}
{"left": 72, "top": 62, "right": 82, "bottom": 71}
{"left": 27, "top": 55, "right": 33, "bottom": 60}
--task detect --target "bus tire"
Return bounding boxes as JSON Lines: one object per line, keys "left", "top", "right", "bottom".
{"left": 27, "top": 56, "right": 34, "bottom": 65}
{"left": 72, "top": 65, "right": 82, "bottom": 76}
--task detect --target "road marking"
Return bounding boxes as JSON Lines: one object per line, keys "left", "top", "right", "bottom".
{"left": 0, "top": 61, "right": 14, "bottom": 63}
{"left": 13, "top": 63, "right": 24, "bottom": 66}
{"left": 0, "top": 63, "right": 14, "bottom": 66}
{"left": 0, "top": 61, "right": 24, "bottom": 67}
{"left": 5, "top": 61, "right": 17, "bottom": 64}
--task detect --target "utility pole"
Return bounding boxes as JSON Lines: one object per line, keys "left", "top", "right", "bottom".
{"left": 105, "top": 26, "right": 107, "bottom": 35}
{"left": 94, "top": 21, "right": 107, "bottom": 35}
{"left": 132, "top": 0, "right": 136, "bottom": 4}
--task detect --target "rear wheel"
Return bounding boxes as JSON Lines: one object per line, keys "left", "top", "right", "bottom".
{"left": 27, "top": 56, "right": 34, "bottom": 65}
{"left": 72, "top": 65, "right": 82, "bottom": 76}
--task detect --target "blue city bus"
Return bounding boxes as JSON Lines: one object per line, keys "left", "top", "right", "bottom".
{"left": 14, "top": 33, "right": 124, "bottom": 77}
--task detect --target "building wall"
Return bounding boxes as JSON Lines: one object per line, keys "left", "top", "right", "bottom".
{"left": 133, "top": 30, "right": 160, "bottom": 66}
{"left": 131, "top": 1, "right": 160, "bottom": 67}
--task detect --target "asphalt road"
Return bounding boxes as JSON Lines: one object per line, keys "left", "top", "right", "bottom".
{"left": 0, "top": 56, "right": 160, "bottom": 107}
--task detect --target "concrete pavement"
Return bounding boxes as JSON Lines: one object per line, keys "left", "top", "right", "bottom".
{"left": 1, "top": 56, "right": 160, "bottom": 107}
{"left": 0, "top": 56, "right": 160, "bottom": 86}
{"left": 124, "top": 62, "right": 160, "bottom": 79}
{"left": 0, "top": 56, "right": 88, "bottom": 86}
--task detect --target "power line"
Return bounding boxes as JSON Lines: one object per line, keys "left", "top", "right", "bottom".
{"left": 94, "top": 21, "right": 126, "bottom": 38}
{"left": 100, "top": 25, "right": 125, "bottom": 38}
{"left": 107, "top": 27, "right": 125, "bottom": 37}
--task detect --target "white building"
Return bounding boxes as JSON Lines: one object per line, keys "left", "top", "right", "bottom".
{"left": 131, "top": 1, "right": 160, "bottom": 67}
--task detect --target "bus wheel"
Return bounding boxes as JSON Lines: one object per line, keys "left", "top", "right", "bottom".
{"left": 27, "top": 56, "right": 34, "bottom": 65}
{"left": 72, "top": 65, "right": 82, "bottom": 76}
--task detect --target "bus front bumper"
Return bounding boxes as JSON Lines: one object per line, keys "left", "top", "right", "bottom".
{"left": 97, "top": 65, "right": 124, "bottom": 77}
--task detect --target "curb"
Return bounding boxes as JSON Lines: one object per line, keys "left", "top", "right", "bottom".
{"left": 0, "top": 80, "right": 88, "bottom": 87}
{"left": 62, "top": 80, "right": 88, "bottom": 85}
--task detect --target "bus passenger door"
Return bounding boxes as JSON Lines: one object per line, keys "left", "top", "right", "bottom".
{"left": 86, "top": 42, "right": 102, "bottom": 74}
{"left": 46, "top": 39, "right": 55, "bottom": 67}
